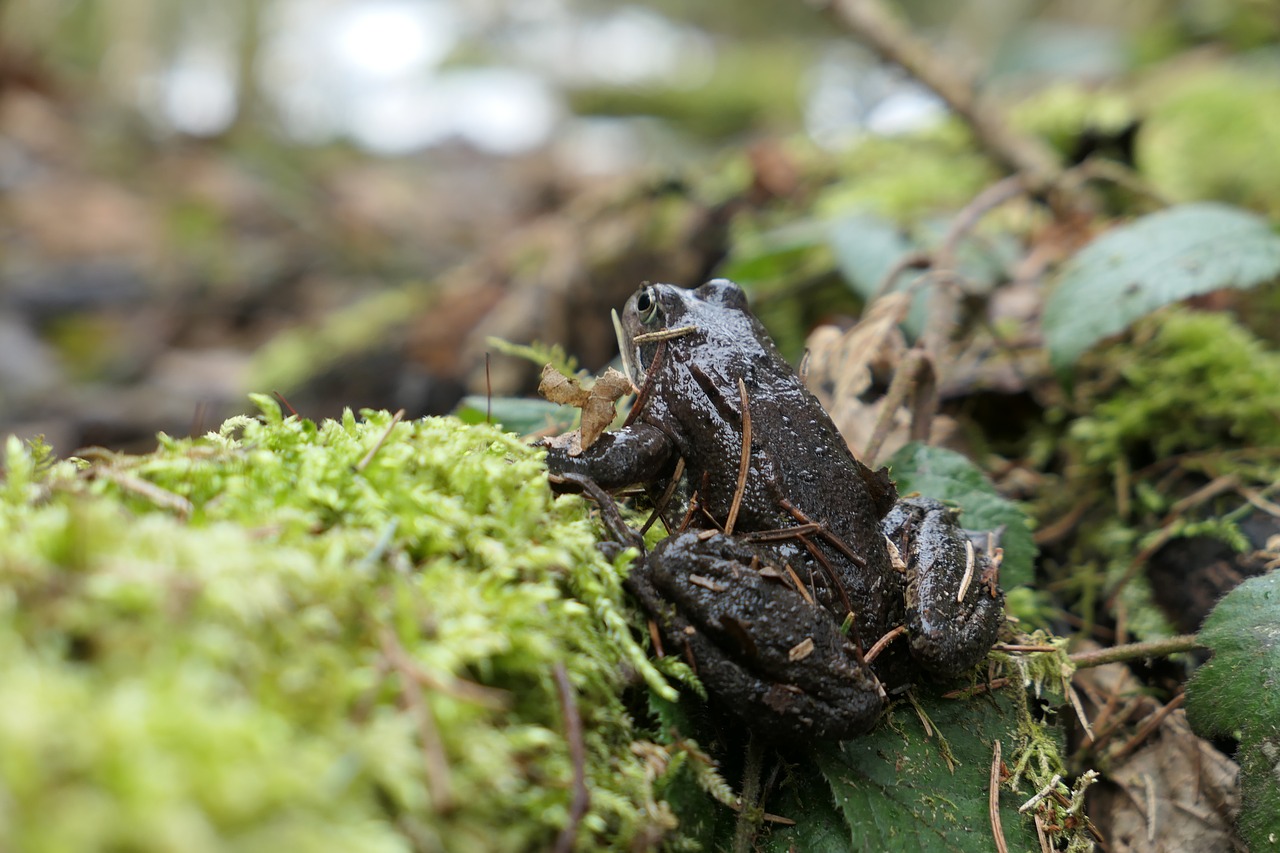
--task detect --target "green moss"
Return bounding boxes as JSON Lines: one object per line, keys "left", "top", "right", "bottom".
{"left": 1069, "top": 308, "right": 1280, "bottom": 467}
{"left": 1139, "top": 64, "right": 1280, "bottom": 216}
{"left": 815, "top": 123, "right": 996, "bottom": 223}
{"left": 0, "top": 399, "right": 681, "bottom": 851}
{"left": 1048, "top": 308, "right": 1280, "bottom": 640}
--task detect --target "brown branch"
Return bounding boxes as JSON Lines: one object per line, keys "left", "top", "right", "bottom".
{"left": 934, "top": 175, "right": 1027, "bottom": 274}
{"left": 817, "top": 0, "right": 1063, "bottom": 195}
{"left": 1068, "top": 635, "right": 1204, "bottom": 669}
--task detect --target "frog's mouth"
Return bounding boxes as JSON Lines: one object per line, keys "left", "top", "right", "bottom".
{"left": 612, "top": 308, "right": 639, "bottom": 385}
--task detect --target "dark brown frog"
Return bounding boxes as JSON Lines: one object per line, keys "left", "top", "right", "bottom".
{"left": 546, "top": 280, "right": 1004, "bottom": 740}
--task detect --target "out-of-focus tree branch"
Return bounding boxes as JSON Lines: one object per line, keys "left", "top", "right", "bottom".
{"left": 814, "top": 0, "right": 1065, "bottom": 197}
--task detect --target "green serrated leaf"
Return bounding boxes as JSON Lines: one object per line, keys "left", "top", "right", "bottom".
{"left": 884, "top": 442, "right": 1036, "bottom": 590}
{"left": 1185, "top": 571, "right": 1280, "bottom": 849}
{"left": 1043, "top": 202, "right": 1280, "bottom": 371}
{"left": 765, "top": 687, "right": 1043, "bottom": 852}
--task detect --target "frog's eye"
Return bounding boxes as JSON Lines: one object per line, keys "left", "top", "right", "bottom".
{"left": 636, "top": 286, "right": 661, "bottom": 325}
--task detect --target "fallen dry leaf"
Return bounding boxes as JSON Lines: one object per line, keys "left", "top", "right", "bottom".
{"left": 1073, "top": 645, "right": 1243, "bottom": 852}
{"left": 538, "top": 364, "right": 632, "bottom": 454}
{"left": 804, "top": 293, "right": 952, "bottom": 462}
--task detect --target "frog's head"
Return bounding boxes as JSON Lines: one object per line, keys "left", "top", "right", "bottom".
{"left": 614, "top": 279, "right": 761, "bottom": 384}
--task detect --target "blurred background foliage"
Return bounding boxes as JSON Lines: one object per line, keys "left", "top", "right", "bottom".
{"left": 5, "top": 2, "right": 1280, "bottom": 849}
{"left": 2, "top": 0, "right": 1279, "bottom": 452}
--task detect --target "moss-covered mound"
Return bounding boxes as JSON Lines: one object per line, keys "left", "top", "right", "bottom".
{"left": 0, "top": 398, "right": 678, "bottom": 852}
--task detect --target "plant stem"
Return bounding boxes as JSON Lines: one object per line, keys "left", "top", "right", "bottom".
{"left": 1069, "top": 635, "right": 1204, "bottom": 669}
{"left": 732, "top": 734, "right": 766, "bottom": 853}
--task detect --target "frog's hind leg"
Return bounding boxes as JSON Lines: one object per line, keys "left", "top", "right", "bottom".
{"left": 884, "top": 497, "right": 1005, "bottom": 676}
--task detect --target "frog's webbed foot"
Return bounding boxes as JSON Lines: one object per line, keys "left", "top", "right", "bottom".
{"left": 883, "top": 497, "right": 1005, "bottom": 676}
{"left": 642, "top": 532, "right": 888, "bottom": 741}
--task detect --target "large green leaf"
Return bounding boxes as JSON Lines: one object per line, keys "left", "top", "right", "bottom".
{"left": 1043, "top": 202, "right": 1280, "bottom": 371}
{"left": 764, "top": 686, "right": 1044, "bottom": 852}
{"left": 453, "top": 395, "right": 576, "bottom": 436}
{"left": 1185, "top": 571, "right": 1280, "bottom": 850}
{"left": 885, "top": 442, "right": 1036, "bottom": 590}
{"left": 826, "top": 213, "right": 916, "bottom": 301}
{"left": 826, "top": 212, "right": 925, "bottom": 336}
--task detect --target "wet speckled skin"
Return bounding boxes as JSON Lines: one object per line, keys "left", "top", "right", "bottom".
{"left": 547, "top": 280, "right": 1003, "bottom": 740}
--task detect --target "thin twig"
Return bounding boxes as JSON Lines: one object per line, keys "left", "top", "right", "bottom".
{"left": 1034, "top": 812, "right": 1052, "bottom": 853}
{"left": 862, "top": 346, "right": 935, "bottom": 465}
{"left": 942, "top": 676, "right": 1010, "bottom": 699}
{"left": 553, "top": 663, "right": 590, "bottom": 853}
{"left": 381, "top": 629, "right": 455, "bottom": 813}
{"left": 355, "top": 408, "right": 405, "bottom": 472}
{"left": 1111, "top": 693, "right": 1186, "bottom": 762}
{"left": 864, "top": 624, "right": 907, "bottom": 663}
{"left": 1068, "top": 635, "right": 1203, "bottom": 669}
{"left": 818, "top": 0, "right": 1063, "bottom": 195}
{"left": 89, "top": 468, "right": 194, "bottom": 517}
{"left": 956, "top": 538, "right": 976, "bottom": 603}
{"left": 990, "top": 741, "right": 1008, "bottom": 853}
{"left": 725, "top": 378, "right": 752, "bottom": 535}
{"left": 935, "top": 175, "right": 1027, "bottom": 273}
{"left": 621, "top": 339, "right": 667, "bottom": 428}
{"left": 1019, "top": 774, "right": 1062, "bottom": 814}
{"left": 732, "top": 734, "right": 766, "bottom": 853}
{"left": 377, "top": 627, "right": 509, "bottom": 709}
{"left": 1065, "top": 158, "right": 1169, "bottom": 208}
{"left": 632, "top": 325, "right": 696, "bottom": 344}
{"left": 872, "top": 250, "right": 931, "bottom": 300}
{"left": 640, "top": 456, "right": 685, "bottom": 536}
{"left": 273, "top": 390, "right": 299, "bottom": 417}
{"left": 785, "top": 564, "right": 816, "bottom": 606}
{"left": 1064, "top": 677, "right": 1095, "bottom": 742}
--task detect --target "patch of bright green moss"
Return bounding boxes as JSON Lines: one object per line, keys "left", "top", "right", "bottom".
{"left": 0, "top": 398, "right": 682, "bottom": 852}
{"left": 1069, "top": 308, "right": 1280, "bottom": 468}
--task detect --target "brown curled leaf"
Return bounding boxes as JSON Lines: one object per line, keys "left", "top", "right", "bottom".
{"left": 537, "top": 364, "right": 633, "bottom": 454}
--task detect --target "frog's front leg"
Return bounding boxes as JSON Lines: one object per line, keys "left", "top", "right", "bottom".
{"left": 635, "top": 531, "right": 887, "bottom": 741}
{"left": 542, "top": 423, "right": 676, "bottom": 490}
{"left": 882, "top": 498, "right": 1005, "bottom": 675}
